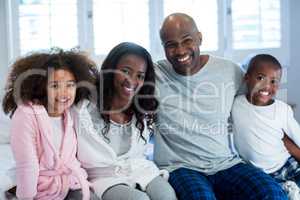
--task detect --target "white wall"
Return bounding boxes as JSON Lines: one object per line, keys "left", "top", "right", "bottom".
{"left": 0, "top": 1, "right": 8, "bottom": 98}
{"left": 287, "top": 0, "right": 300, "bottom": 121}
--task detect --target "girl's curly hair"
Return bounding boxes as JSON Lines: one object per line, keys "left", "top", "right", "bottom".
{"left": 98, "top": 42, "right": 158, "bottom": 140}
{"left": 2, "top": 48, "right": 99, "bottom": 117}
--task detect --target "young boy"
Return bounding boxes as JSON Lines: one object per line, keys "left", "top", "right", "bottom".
{"left": 232, "top": 54, "right": 300, "bottom": 187}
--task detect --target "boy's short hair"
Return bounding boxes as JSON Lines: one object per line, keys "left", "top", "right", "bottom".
{"left": 247, "top": 54, "right": 282, "bottom": 75}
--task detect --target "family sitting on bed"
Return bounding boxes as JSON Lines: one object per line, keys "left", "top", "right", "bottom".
{"left": 1, "top": 13, "right": 300, "bottom": 200}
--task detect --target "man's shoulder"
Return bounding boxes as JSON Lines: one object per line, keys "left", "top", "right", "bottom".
{"left": 208, "top": 55, "right": 240, "bottom": 70}
{"left": 155, "top": 59, "right": 172, "bottom": 73}
{"left": 154, "top": 59, "right": 174, "bottom": 80}
{"left": 156, "top": 59, "right": 170, "bottom": 67}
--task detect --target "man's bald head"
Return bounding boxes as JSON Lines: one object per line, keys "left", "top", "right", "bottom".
{"left": 158, "top": 13, "right": 206, "bottom": 75}
{"left": 160, "top": 13, "right": 199, "bottom": 41}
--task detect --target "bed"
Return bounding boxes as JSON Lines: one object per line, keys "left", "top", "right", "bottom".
{"left": 0, "top": 111, "right": 16, "bottom": 199}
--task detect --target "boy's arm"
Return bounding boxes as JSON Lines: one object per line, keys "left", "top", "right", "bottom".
{"left": 282, "top": 133, "right": 300, "bottom": 162}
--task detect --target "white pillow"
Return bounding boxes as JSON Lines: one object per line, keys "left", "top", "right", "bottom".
{"left": 0, "top": 110, "right": 11, "bottom": 144}
{"left": 0, "top": 144, "right": 16, "bottom": 192}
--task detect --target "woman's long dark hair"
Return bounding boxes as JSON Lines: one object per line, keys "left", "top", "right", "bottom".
{"left": 98, "top": 42, "right": 158, "bottom": 140}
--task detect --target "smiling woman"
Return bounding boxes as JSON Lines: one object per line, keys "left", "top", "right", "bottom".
{"left": 113, "top": 54, "right": 147, "bottom": 109}
{"left": 73, "top": 42, "right": 177, "bottom": 200}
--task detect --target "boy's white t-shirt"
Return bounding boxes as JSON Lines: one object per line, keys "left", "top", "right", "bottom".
{"left": 232, "top": 95, "right": 300, "bottom": 173}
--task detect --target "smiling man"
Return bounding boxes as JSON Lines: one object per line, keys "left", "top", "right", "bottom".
{"left": 153, "top": 13, "right": 288, "bottom": 200}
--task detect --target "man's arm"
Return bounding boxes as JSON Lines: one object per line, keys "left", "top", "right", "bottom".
{"left": 282, "top": 133, "right": 300, "bottom": 162}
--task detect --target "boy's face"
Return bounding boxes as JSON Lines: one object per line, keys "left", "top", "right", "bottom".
{"left": 245, "top": 62, "right": 282, "bottom": 106}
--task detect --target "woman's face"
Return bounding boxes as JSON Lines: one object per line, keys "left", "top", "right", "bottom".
{"left": 47, "top": 68, "right": 76, "bottom": 117}
{"left": 113, "top": 54, "right": 147, "bottom": 106}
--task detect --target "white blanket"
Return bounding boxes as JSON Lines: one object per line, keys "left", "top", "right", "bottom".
{"left": 283, "top": 181, "right": 300, "bottom": 200}
{"left": 0, "top": 110, "right": 10, "bottom": 144}
{"left": 0, "top": 144, "right": 16, "bottom": 199}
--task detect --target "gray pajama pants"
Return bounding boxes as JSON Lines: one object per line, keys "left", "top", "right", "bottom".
{"left": 65, "top": 189, "right": 100, "bottom": 200}
{"left": 102, "top": 176, "right": 177, "bottom": 200}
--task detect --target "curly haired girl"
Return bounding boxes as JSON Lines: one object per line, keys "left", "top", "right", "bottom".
{"left": 2, "top": 48, "right": 99, "bottom": 200}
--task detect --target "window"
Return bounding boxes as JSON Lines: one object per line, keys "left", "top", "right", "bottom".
{"left": 7, "top": 0, "right": 288, "bottom": 65}
{"left": 18, "top": 0, "right": 78, "bottom": 55}
{"left": 231, "top": 0, "right": 281, "bottom": 49}
{"left": 93, "top": 0, "right": 150, "bottom": 55}
{"left": 163, "top": 0, "right": 218, "bottom": 51}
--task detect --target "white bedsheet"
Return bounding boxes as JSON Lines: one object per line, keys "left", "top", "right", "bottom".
{"left": 0, "top": 110, "right": 10, "bottom": 144}
{"left": 0, "top": 144, "right": 16, "bottom": 199}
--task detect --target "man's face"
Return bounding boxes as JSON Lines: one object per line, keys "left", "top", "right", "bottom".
{"left": 161, "top": 21, "right": 202, "bottom": 75}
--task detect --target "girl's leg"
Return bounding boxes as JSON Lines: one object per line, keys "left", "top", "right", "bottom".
{"left": 102, "top": 184, "right": 150, "bottom": 200}
{"left": 145, "top": 176, "right": 177, "bottom": 200}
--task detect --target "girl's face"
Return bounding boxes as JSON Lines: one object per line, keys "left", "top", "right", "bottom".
{"left": 113, "top": 54, "right": 147, "bottom": 105}
{"left": 245, "top": 62, "right": 281, "bottom": 106}
{"left": 47, "top": 69, "right": 76, "bottom": 117}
